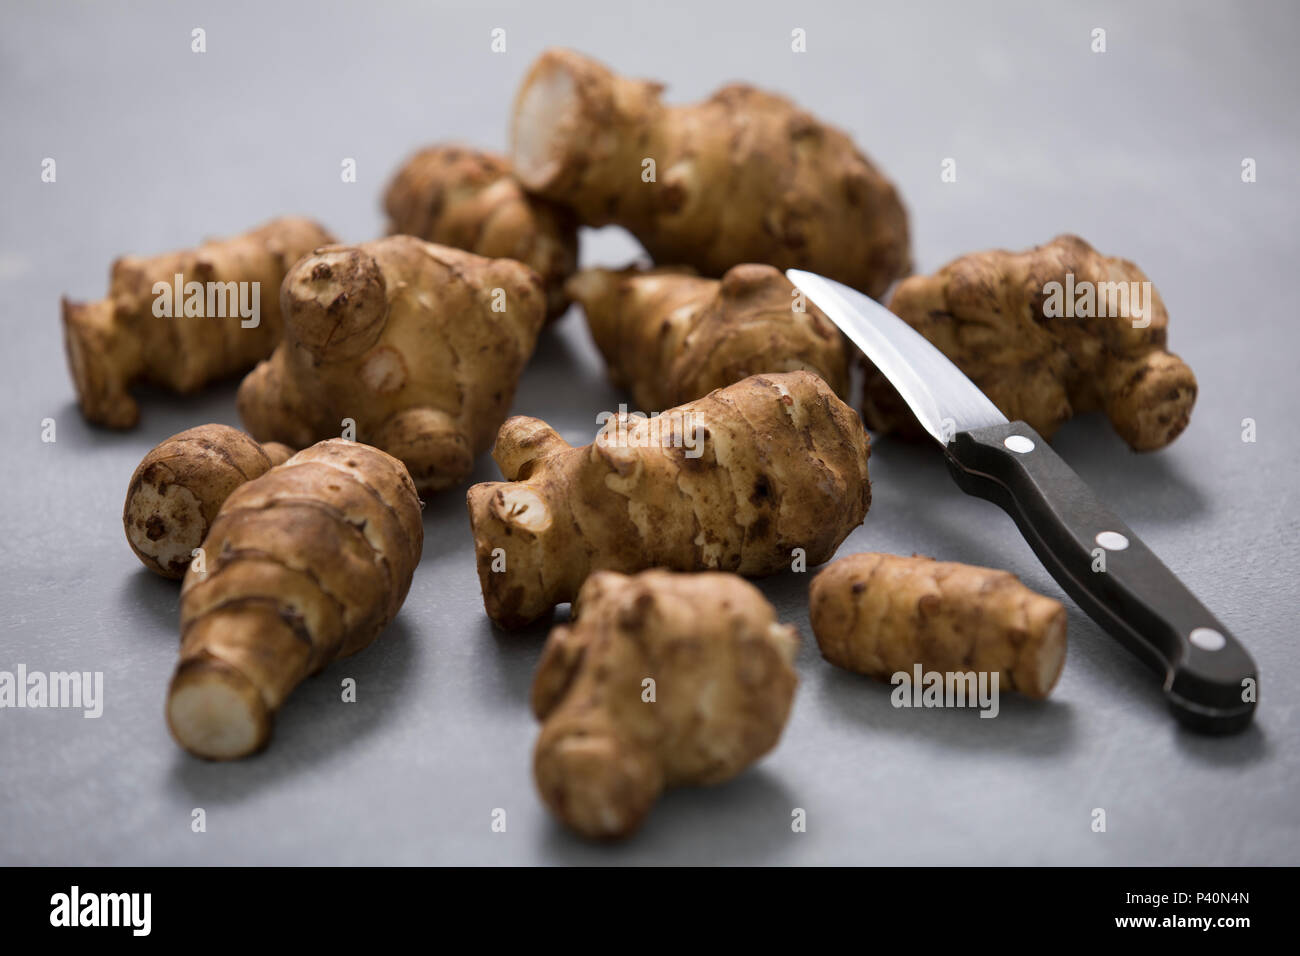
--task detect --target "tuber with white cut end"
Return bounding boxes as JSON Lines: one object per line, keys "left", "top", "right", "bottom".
{"left": 167, "top": 439, "right": 423, "bottom": 760}
{"left": 466, "top": 370, "right": 871, "bottom": 628}
{"left": 237, "top": 236, "right": 546, "bottom": 494}
{"left": 809, "top": 552, "right": 1067, "bottom": 699}
{"left": 383, "top": 144, "right": 578, "bottom": 321}
{"left": 511, "top": 48, "right": 911, "bottom": 299}
{"left": 567, "top": 262, "right": 850, "bottom": 410}
{"left": 61, "top": 217, "right": 335, "bottom": 428}
{"left": 532, "top": 569, "right": 799, "bottom": 839}
{"left": 123, "top": 424, "right": 294, "bottom": 579}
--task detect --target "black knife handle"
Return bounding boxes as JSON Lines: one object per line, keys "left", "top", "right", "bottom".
{"left": 945, "top": 422, "right": 1257, "bottom": 734}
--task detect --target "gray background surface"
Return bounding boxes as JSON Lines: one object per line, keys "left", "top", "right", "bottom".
{"left": 1, "top": 0, "right": 1296, "bottom": 865}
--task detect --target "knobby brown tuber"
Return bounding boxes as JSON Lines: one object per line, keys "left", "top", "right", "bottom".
{"left": 123, "top": 424, "right": 293, "bottom": 579}
{"left": 862, "top": 235, "right": 1197, "bottom": 451}
{"left": 168, "top": 440, "right": 423, "bottom": 760}
{"left": 511, "top": 48, "right": 911, "bottom": 299}
{"left": 237, "top": 236, "right": 546, "bottom": 494}
{"left": 809, "top": 552, "right": 1067, "bottom": 699}
{"left": 61, "top": 217, "right": 334, "bottom": 428}
{"left": 467, "top": 370, "right": 870, "bottom": 628}
{"left": 567, "top": 262, "right": 849, "bottom": 410}
{"left": 383, "top": 145, "right": 578, "bottom": 320}
{"left": 532, "top": 569, "right": 799, "bottom": 839}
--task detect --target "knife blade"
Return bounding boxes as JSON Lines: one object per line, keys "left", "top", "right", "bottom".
{"left": 788, "top": 269, "right": 1258, "bottom": 733}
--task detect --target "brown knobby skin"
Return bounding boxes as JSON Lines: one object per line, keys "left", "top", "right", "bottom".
{"left": 383, "top": 144, "right": 578, "bottom": 321}
{"left": 168, "top": 440, "right": 423, "bottom": 760}
{"left": 808, "top": 553, "right": 1067, "bottom": 699}
{"left": 863, "top": 234, "right": 1197, "bottom": 451}
{"left": 510, "top": 48, "right": 911, "bottom": 300}
{"left": 123, "top": 424, "right": 296, "bottom": 579}
{"left": 61, "top": 217, "right": 335, "bottom": 428}
{"left": 532, "top": 569, "right": 799, "bottom": 840}
{"left": 467, "top": 370, "right": 871, "bottom": 628}
{"left": 567, "top": 262, "right": 850, "bottom": 410}
{"left": 237, "top": 236, "right": 546, "bottom": 495}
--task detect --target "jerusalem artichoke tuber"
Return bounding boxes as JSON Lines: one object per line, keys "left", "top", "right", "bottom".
{"left": 567, "top": 262, "right": 849, "bottom": 411}
{"left": 61, "top": 217, "right": 335, "bottom": 428}
{"left": 862, "top": 234, "right": 1197, "bottom": 451}
{"left": 532, "top": 569, "right": 799, "bottom": 839}
{"left": 510, "top": 49, "right": 911, "bottom": 299}
{"left": 467, "top": 370, "right": 870, "bottom": 628}
{"left": 237, "top": 236, "right": 546, "bottom": 494}
{"left": 123, "top": 424, "right": 294, "bottom": 579}
{"left": 809, "top": 553, "right": 1067, "bottom": 699}
{"left": 168, "top": 439, "right": 423, "bottom": 760}
{"left": 383, "top": 145, "right": 578, "bottom": 321}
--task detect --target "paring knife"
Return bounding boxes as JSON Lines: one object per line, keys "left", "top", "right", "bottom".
{"left": 788, "top": 269, "right": 1257, "bottom": 734}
